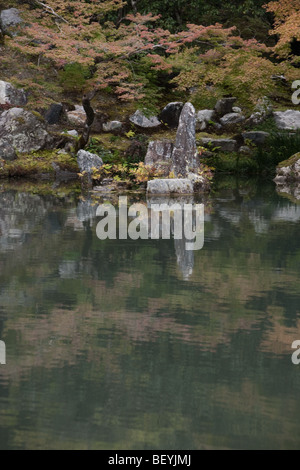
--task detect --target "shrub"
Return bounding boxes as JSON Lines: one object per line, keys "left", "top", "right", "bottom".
{"left": 254, "top": 130, "right": 300, "bottom": 172}
{"left": 59, "top": 63, "right": 91, "bottom": 93}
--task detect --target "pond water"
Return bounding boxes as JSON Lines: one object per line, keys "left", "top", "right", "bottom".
{"left": 0, "top": 179, "right": 300, "bottom": 450}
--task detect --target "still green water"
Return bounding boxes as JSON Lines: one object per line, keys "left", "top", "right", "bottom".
{"left": 0, "top": 179, "right": 300, "bottom": 450}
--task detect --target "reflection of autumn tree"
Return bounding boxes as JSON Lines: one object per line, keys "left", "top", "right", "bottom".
{"left": 1, "top": 186, "right": 300, "bottom": 449}
{"left": 1, "top": 187, "right": 300, "bottom": 379}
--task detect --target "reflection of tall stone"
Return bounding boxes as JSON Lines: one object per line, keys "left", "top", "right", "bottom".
{"left": 76, "top": 198, "right": 98, "bottom": 222}
{"left": 147, "top": 195, "right": 195, "bottom": 280}
{"left": 171, "top": 102, "right": 199, "bottom": 177}
{"left": 174, "top": 237, "right": 194, "bottom": 281}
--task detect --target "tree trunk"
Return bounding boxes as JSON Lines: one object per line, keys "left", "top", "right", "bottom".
{"left": 76, "top": 94, "right": 95, "bottom": 152}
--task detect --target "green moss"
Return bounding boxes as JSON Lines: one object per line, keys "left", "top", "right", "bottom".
{"left": 0, "top": 150, "right": 79, "bottom": 179}
{"left": 149, "top": 129, "right": 177, "bottom": 141}
{"left": 91, "top": 134, "right": 129, "bottom": 153}
{"left": 30, "top": 110, "right": 45, "bottom": 122}
{"left": 58, "top": 63, "right": 91, "bottom": 93}
{"left": 278, "top": 152, "right": 300, "bottom": 168}
{"left": 196, "top": 131, "right": 234, "bottom": 140}
{"left": 14, "top": 117, "right": 26, "bottom": 125}
{"left": 0, "top": 179, "right": 81, "bottom": 197}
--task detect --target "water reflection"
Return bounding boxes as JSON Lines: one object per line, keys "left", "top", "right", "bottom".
{"left": 69, "top": 194, "right": 200, "bottom": 280}
{"left": 0, "top": 180, "right": 300, "bottom": 449}
{"left": 146, "top": 195, "right": 197, "bottom": 280}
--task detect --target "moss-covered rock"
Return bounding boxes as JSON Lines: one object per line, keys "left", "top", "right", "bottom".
{"left": 277, "top": 152, "right": 300, "bottom": 169}
{"left": 274, "top": 152, "right": 300, "bottom": 185}
{"left": 0, "top": 107, "right": 53, "bottom": 154}
{"left": 0, "top": 150, "right": 79, "bottom": 179}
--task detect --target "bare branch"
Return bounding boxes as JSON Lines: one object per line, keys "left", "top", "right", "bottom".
{"left": 33, "top": 1, "right": 69, "bottom": 24}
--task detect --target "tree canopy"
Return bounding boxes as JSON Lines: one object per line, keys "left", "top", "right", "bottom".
{"left": 2, "top": 0, "right": 299, "bottom": 109}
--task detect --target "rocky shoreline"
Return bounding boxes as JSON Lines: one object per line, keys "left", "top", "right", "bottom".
{"left": 1, "top": 79, "right": 300, "bottom": 197}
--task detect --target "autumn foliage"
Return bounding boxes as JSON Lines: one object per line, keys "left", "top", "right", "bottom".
{"left": 264, "top": 0, "right": 300, "bottom": 63}
{"left": 4, "top": 0, "right": 300, "bottom": 107}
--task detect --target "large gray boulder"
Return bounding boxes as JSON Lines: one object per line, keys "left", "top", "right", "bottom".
{"left": 77, "top": 149, "right": 103, "bottom": 176}
{"left": 0, "top": 8, "right": 22, "bottom": 35}
{"left": 159, "top": 102, "right": 184, "bottom": 128}
{"left": 274, "top": 110, "right": 300, "bottom": 130}
{"left": 220, "top": 112, "right": 245, "bottom": 127}
{"left": 214, "top": 97, "right": 237, "bottom": 117}
{"left": 0, "top": 107, "right": 53, "bottom": 153}
{"left": 171, "top": 102, "right": 199, "bottom": 177}
{"left": 144, "top": 140, "right": 173, "bottom": 176}
{"left": 0, "top": 80, "right": 27, "bottom": 106}
{"left": 129, "top": 109, "right": 161, "bottom": 128}
{"left": 147, "top": 179, "right": 194, "bottom": 195}
{"left": 242, "top": 131, "right": 270, "bottom": 146}
{"left": 196, "top": 109, "right": 215, "bottom": 131}
{"left": 199, "top": 137, "right": 237, "bottom": 153}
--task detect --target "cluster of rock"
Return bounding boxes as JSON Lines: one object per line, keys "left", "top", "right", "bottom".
{"left": 126, "top": 96, "right": 300, "bottom": 135}
{"left": 128, "top": 97, "right": 244, "bottom": 133}
{"left": 2, "top": 81, "right": 300, "bottom": 140}
{"left": 144, "top": 102, "right": 209, "bottom": 195}
{"left": 2, "top": 74, "right": 300, "bottom": 196}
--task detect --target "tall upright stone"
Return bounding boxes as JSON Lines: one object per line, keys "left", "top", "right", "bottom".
{"left": 171, "top": 102, "right": 199, "bottom": 177}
